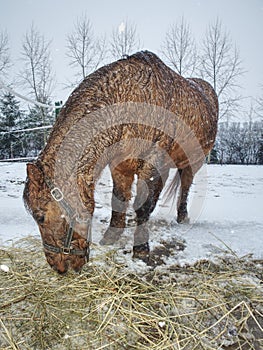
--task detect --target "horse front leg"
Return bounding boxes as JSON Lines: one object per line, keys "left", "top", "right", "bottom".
{"left": 177, "top": 165, "right": 194, "bottom": 223}
{"left": 133, "top": 164, "right": 168, "bottom": 261}
{"left": 100, "top": 165, "right": 134, "bottom": 245}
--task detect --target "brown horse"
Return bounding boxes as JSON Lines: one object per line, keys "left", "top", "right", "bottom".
{"left": 23, "top": 51, "right": 218, "bottom": 274}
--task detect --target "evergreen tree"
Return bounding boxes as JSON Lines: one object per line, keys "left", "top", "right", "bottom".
{"left": 257, "top": 132, "right": 263, "bottom": 165}
{"left": 21, "top": 106, "right": 53, "bottom": 156}
{"left": 0, "top": 92, "right": 23, "bottom": 159}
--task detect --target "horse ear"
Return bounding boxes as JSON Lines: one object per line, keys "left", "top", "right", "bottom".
{"left": 26, "top": 163, "right": 43, "bottom": 185}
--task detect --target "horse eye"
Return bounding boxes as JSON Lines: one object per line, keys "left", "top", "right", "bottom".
{"left": 38, "top": 215, "right": 45, "bottom": 224}
{"left": 35, "top": 214, "right": 45, "bottom": 224}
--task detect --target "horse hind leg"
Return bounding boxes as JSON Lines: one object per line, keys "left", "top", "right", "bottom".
{"left": 100, "top": 165, "right": 134, "bottom": 245}
{"left": 133, "top": 163, "right": 168, "bottom": 261}
{"left": 177, "top": 165, "right": 194, "bottom": 223}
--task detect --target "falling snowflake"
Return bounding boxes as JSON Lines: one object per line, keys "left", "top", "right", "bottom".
{"left": 118, "top": 22, "right": 125, "bottom": 34}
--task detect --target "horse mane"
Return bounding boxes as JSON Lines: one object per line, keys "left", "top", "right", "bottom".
{"left": 23, "top": 160, "right": 43, "bottom": 216}
{"left": 23, "top": 170, "right": 33, "bottom": 215}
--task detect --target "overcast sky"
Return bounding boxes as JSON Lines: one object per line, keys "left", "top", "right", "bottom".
{"left": 1, "top": 0, "right": 263, "bottom": 115}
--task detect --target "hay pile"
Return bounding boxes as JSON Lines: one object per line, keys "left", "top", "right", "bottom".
{"left": 0, "top": 237, "right": 262, "bottom": 350}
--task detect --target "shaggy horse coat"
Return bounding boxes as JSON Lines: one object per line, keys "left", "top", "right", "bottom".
{"left": 24, "top": 51, "right": 218, "bottom": 273}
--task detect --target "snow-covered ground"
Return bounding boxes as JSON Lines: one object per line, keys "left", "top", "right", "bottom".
{"left": 0, "top": 162, "right": 262, "bottom": 267}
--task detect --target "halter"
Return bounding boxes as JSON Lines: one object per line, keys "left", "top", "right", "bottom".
{"left": 43, "top": 176, "right": 91, "bottom": 258}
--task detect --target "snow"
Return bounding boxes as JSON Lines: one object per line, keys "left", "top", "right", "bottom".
{"left": 0, "top": 162, "right": 262, "bottom": 268}
{"left": 118, "top": 22, "right": 125, "bottom": 34}
{"left": 0, "top": 264, "right": 9, "bottom": 272}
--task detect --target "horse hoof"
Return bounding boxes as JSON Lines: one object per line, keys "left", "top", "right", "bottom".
{"left": 100, "top": 227, "right": 123, "bottom": 245}
{"left": 133, "top": 243, "right": 150, "bottom": 263}
{"left": 100, "top": 237, "right": 114, "bottom": 245}
{"left": 100, "top": 235, "right": 119, "bottom": 245}
{"left": 177, "top": 215, "right": 190, "bottom": 224}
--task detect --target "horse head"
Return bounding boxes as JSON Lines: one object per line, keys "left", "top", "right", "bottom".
{"left": 23, "top": 162, "right": 90, "bottom": 274}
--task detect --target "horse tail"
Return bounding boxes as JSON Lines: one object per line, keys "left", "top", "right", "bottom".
{"left": 162, "top": 169, "right": 181, "bottom": 208}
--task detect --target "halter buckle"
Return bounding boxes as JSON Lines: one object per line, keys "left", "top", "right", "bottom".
{"left": 62, "top": 246, "right": 72, "bottom": 255}
{"left": 51, "top": 187, "right": 64, "bottom": 202}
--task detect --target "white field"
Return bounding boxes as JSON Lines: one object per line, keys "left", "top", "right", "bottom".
{"left": 0, "top": 162, "right": 262, "bottom": 270}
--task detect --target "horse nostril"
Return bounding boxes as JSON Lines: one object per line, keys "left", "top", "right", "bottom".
{"left": 73, "top": 265, "right": 83, "bottom": 273}
{"left": 53, "top": 260, "right": 69, "bottom": 275}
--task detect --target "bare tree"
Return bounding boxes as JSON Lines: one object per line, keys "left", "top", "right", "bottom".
{"left": 200, "top": 18, "right": 244, "bottom": 120}
{"left": 258, "top": 96, "right": 263, "bottom": 113}
{"left": 0, "top": 30, "right": 11, "bottom": 75}
{"left": 215, "top": 117, "right": 262, "bottom": 164}
{"left": 66, "top": 14, "right": 106, "bottom": 83}
{"left": 256, "top": 86, "right": 263, "bottom": 118}
{"left": 110, "top": 20, "right": 141, "bottom": 59}
{"left": 20, "top": 24, "right": 54, "bottom": 105}
{"left": 161, "top": 17, "right": 197, "bottom": 76}
{"left": 20, "top": 24, "right": 55, "bottom": 144}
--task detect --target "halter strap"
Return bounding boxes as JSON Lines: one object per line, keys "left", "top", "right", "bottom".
{"left": 43, "top": 242, "right": 88, "bottom": 256}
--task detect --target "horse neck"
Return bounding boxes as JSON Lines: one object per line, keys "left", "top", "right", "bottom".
{"left": 38, "top": 107, "right": 102, "bottom": 216}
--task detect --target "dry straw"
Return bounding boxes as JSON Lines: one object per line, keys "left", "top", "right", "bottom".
{"left": 0, "top": 237, "right": 262, "bottom": 350}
